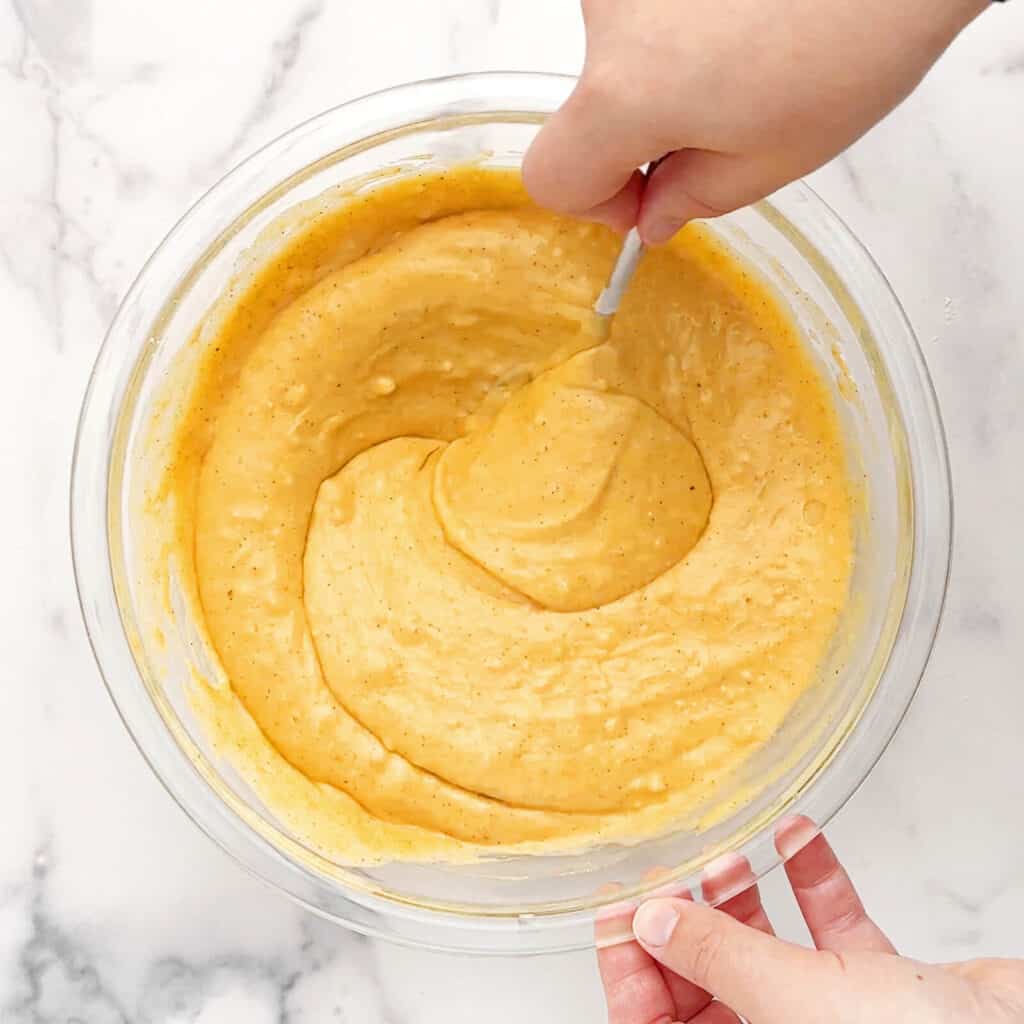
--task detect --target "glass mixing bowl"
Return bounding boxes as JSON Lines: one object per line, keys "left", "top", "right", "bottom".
{"left": 71, "top": 72, "right": 952, "bottom": 955}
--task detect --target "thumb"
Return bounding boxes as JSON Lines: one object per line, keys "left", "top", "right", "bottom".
{"left": 522, "top": 74, "right": 654, "bottom": 230}
{"left": 632, "top": 897, "right": 830, "bottom": 1024}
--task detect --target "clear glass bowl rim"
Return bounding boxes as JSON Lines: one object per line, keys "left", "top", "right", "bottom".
{"left": 71, "top": 71, "right": 953, "bottom": 955}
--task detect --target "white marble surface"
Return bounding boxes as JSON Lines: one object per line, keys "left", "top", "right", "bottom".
{"left": 2, "top": 0, "right": 1023, "bottom": 1019}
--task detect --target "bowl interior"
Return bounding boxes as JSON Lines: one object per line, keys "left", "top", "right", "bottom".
{"left": 74, "top": 74, "right": 949, "bottom": 955}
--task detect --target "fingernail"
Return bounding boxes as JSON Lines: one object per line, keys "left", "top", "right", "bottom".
{"left": 776, "top": 815, "right": 819, "bottom": 861}
{"left": 641, "top": 218, "right": 684, "bottom": 245}
{"left": 633, "top": 899, "right": 681, "bottom": 947}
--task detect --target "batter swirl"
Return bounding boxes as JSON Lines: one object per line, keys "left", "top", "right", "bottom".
{"left": 163, "top": 168, "right": 852, "bottom": 863}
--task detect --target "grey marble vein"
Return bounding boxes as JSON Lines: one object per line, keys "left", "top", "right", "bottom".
{"left": 957, "top": 606, "right": 1003, "bottom": 636}
{"left": 936, "top": 869, "right": 1021, "bottom": 918}
{"left": 2, "top": 4, "right": 76, "bottom": 351}
{"left": 921, "top": 122, "right": 1000, "bottom": 302}
{"left": 5, "top": 843, "right": 130, "bottom": 1024}
{"left": 138, "top": 951, "right": 302, "bottom": 1024}
{"left": 203, "top": 1, "right": 326, "bottom": 175}
{"left": 835, "top": 151, "right": 873, "bottom": 211}
{"left": 3, "top": 0, "right": 29, "bottom": 73}
{"left": 445, "top": 0, "right": 504, "bottom": 69}
{"left": 981, "top": 50, "right": 1024, "bottom": 76}
{"left": 12, "top": 0, "right": 92, "bottom": 78}
{"left": 1, "top": 3, "right": 138, "bottom": 349}
{"left": 4, "top": 846, "right": 389, "bottom": 1024}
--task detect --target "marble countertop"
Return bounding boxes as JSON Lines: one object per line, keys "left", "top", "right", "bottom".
{"left": 2, "top": 0, "right": 1022, "bottom": 1020}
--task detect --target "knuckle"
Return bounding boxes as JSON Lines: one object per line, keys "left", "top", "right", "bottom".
{"left": 824, "top": 902, "right": 867, "bottom": 939}
{"left": 689, "top": 926, "right": 728, "bottom": 988}
{"left": 520, "top": 148, "right": 576, "bottom": 213}
{"left": 603, "top": 965, "right": 656, "bottom": 1023}
{"left": 575, "top": 60, "right": 639, "bottom": 120}
{"left": 572, "top": 66, "right": 615, "bottom": 114}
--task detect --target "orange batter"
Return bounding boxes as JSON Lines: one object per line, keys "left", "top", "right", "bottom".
{"left": 161, "top": 167, "right": 852, "bottom": 863}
